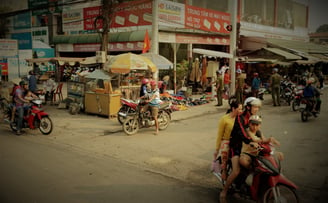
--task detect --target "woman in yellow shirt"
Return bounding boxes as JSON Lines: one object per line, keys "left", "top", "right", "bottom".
{"left": 214, "top": 101, "right": 242, "bottom": 180}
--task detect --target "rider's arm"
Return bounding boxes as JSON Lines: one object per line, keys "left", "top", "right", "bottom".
{"left": 215, "top": 117, "right": 225, "bottom": 152}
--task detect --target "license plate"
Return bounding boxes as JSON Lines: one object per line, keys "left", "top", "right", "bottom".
{"left": 300, "top": 103, "right": 306, "bottom": 109}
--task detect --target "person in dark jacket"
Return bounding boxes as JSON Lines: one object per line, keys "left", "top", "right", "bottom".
{"left": 28, "top": 70, "right": 38, "bottom": 94}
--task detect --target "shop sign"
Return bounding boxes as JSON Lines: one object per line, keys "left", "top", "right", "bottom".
{"left": 83, "top": 6, "right": 103, "bottom": 30}
{"left": 176, "top": 33, "right": 229, "bottom": 45}
{"left": 158, "top": 0, "right": 185, "bottom": 28}
{"left": 73, "top": 42, "right": 143, "bottom": 52}
{"left": 11, "top": 33, "right": 33, "bottom": 50}
{"left": 62, "top": 8, "right": 83, "bottom": 33}
{"left": 0, "top": 63, "right": 8, "bottom": 76}
{"left": 13, "top": 12, "right": 31, "bottom": 30}
{"left": 111, "top": 0, "right": 152, "bottom": 28}
{"left": 185, "top": 4, "right": 230, "bottom": 34}
{"left": 0, "top": 39, "right": 18, "bottom": 57}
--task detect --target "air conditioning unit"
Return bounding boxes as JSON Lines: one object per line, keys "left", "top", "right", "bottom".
{"left": 96, "top": 51, "right": 106, "bottom": 63}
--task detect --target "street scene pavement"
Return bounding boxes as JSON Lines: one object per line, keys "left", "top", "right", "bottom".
{"left": 0, "top": 84, "right": 327, "bottom": 203}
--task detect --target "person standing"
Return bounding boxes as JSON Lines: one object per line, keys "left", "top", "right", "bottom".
{"left": 223, "top": 69, "right": 231, "bottom": 99}
{"left": 28, "top": 70, "right": 38, "bottom": 94}
{"left": 146, "top": 80, "right": 162, "bottom": 135}
{"left": 251, "top": 72, "right": 261, "bottom": 98}
{"left": 215, "top": 70, "right": 223, "bottom": 106}
{"left": 235, "top": 69, "right": 245, "bottom": 104}
{"left": 269, "top": 68, "right": 282, "bottom": 106}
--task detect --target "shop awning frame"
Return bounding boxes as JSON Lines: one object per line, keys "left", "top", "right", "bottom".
{"left": 192, "top": 48, "right": 233, "bottom": 59}
{"left": 263, "top": 47, "right": 302, "bottom": 60}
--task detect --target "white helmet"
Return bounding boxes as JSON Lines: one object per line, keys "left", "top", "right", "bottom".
{"left": 244, "top": 97, "right": 262, "bottom": 107}
{"left": 236, "top": 69, "right": 242, "bottom": 74}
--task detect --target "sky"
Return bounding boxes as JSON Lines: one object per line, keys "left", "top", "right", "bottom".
{"left": 308, "top": 0, "right": 328, "bottom": 32}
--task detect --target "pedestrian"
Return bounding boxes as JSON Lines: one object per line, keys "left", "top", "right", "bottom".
{"left": 251, "top": 72, "right": 261, "bottom": 98}
{"left": 215, "top": 70, "right": 223, "bottom": 106}
{"left": 223, "top": 69, "right": 231, "bottom": 99}
{"left": 43, "top": 75, "right": 57, "bottom": 104}
{"left": 269, "top": 68, "right": 282, "bottom": 106}
{"left": 317, "top": 70, "right": 324, "bottom": 89}
{"left": 235, "top": 69, "right": 245, "bottom": 104}
{"left": 220, "top": 97, "right": 262, "bottom": 198}
{"left": 214, "top": 101, "right": 242, "bottom": 181}
{"left": 28, "top": 70, "right": 38, "bottom": 94}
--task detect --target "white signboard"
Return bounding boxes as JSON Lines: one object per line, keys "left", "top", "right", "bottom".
{"left": 0, "top": 39, "right": 18, "bottom": 57}
{"left": 62, "top": 8, "right": 84, "bottom": 34}
{"left": 158, "top": 0, "right": 185, "bottom": 28}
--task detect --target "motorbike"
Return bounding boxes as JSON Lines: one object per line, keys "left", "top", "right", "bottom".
{"left": 211, "top": 144, "right": 299, "bottom": 203}
{"left": 5, "top": 99, "right": 53, "bottom": 135}
{"left": 280, "top": 80, "right": 295, "bottom": 105}
{"left": 228, "top": 85, "right": 266, "bottom": 105}
{"left": 122, "top": 99, "right": 172, "bottom": 135}
{"left": 299, "top": 98, "right": 318, "bottom": 122}
{"left": 117, "top": 98, "right": 138, "bottom": 124}
{"left": 291, "top": 85, "right": 304, "bottom": 111}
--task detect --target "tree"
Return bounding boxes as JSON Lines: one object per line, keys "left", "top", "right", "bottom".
{"left": 316, "top": 24, "right": 328, "bottom": 33}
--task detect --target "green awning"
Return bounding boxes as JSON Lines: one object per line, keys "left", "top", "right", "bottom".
{"left": 53, "top": 30, "right": 151, "bottom": 44}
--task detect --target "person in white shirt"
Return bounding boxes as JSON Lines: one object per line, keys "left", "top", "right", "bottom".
{"left": 43, "top": 75, "right": 57, "bottom": 104}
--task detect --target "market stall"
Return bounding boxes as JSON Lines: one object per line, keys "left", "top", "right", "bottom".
{"left": 84, "top": 69, "right": 121, "bottom": 117}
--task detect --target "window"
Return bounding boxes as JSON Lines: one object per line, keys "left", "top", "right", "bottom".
{"left": 243, "top": 0, "right": 274, "bottom": 26}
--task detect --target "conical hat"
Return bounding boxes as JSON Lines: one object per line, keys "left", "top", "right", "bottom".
{"left": 11, "top": 78, "right": 21, "bottom": 85}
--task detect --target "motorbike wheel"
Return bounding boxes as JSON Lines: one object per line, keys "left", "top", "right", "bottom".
{"left": 122, "top": 117, "right": 139, "bottom": 135}
{"left": 158, "top": 111, "right": 170, "bottom": 130}
{"left": 301, "top": 111, "right": 308, "bottom": 122}
{"left": 291, "top": 100, "right": 298, "bottom": 111}
{"left": 39, "top": 116, "right": 53, "bottom": 135}
{"left": 262, "top": 184, "right": 299, "bottom": 203}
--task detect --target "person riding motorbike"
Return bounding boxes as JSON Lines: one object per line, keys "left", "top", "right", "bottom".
{"left": 142, "top": 80, "right": 162, "bottom": 135}
{"left": 13, "top": 80, "right": 31, "bottom": 135}
{"left": 302, "top": 77, "right": 318, "bottom": 114}
{"left": 140, "top": 78, "right": 150, "bottom": 97}
{"left": 220, "top": 97, "right": 262, "bottom": 198}
{"left": 214, "top": 101, "right": 243, "bottom": 181}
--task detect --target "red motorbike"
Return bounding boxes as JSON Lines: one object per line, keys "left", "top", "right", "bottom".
{"left": 117, "top": 98, "right": 138, "bottom": 124}
{"left": 6, "top": 99, "right": 53, "bottom": 135}
{"left": 291, "top": 85, "right": 304, "bottom": 111}
{"left": 211, "top": 144, "right": 299, "bottom": 202}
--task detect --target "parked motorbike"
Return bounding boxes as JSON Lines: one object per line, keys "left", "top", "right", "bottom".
{"left": 117, "top": 98, "right": 138, "bottom": 124}
{"left": 228, "top": 85, "right": 265, "bottom": 105}
{"left": 122, "top": 100, "right": 172, "bottom": 135}
{"left": 299, "top": 98, "right": 318, "bottom": 122}
{"left": 291, "top": 85, "right": 304, "bottom": 111}
{"left": 211, "top": 144, "right": 299, "bottom": 202}
{"left": 5, "top": 99, "right": 53, "bottom": 135}
{"left": 280, "top": 79, "right": 295, "bottom": 105}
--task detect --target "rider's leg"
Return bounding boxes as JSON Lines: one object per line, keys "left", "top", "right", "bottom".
{"left": 239, "top": 153, "right": 252, "bottom": 169}
{"left": 220, "top": 155, "right": 241, "bottom": 198}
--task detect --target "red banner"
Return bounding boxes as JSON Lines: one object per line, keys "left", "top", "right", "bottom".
{"left": 0, "top": 63, "right": 8, "bottom": 75}
{"left": 83, "top": 6, "right": 103, "bottom": 30}
{"left": 185, "top": 5, "right": 231, "bottom": 34}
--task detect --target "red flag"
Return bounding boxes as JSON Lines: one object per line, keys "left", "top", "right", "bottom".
{"left": 142, "top": 29, "right": 150, "bottom": 53}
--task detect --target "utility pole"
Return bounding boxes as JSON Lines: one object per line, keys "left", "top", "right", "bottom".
{"left": 101, "top": 0, "right": 110, "bottom": 55}
{"left": 229, "top": 0, "right": 238, "bottom": 96}
{"left": 151, "top": 0, "right": 159, "bottom": 81}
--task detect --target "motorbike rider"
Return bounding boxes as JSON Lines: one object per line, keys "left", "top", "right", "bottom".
{"left": 143, "top": 80, "right": 162, "bottom": 135}
{"left": 239, "top": 115, "right": 283, "bottom": 170}
{"left": 214, "top": 101, "right": 243, "bottom": 181}
{"left": 140, "top": 78, "right": 150, "bottom": 97}
{"left": 13, "top": 80, "right": 31, "bottom": 135}
{"left": 303, "top": 77, "right": 318, "bottom": 114}
{"left": 220, "top": 97, "right": 262, "bottom": 198}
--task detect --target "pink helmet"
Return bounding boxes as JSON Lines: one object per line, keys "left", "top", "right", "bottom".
{"left": 150, "top": 80, "right": 156, "bottom": 86}
{"left": 142, "top": 78, "right": 149, "bottom": 84}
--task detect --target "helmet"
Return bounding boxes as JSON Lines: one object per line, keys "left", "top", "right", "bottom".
{"left": 236, "top": 69, "right": 242, "bottom": 74}
{"left": 307, "top": 77, "right": 315, "bottom": 84}
{"left": 19, "top": 80, "right": 27, "bottom": 86}
{"left": 249, "top": 115, "right": 262, "bottom": 124}
{"left": 273, "top": 68, "right": 278, "bottom": 73}
{"left": 244, "top": 97, "right": 262, "bottom": 107}
{"left": 142, "top": 78, "right": 149, "bottom": 85}
{"left": 149, "top": 80, "right": 156, "bottom": 86}
{"left": 253, "top": 72, "right": 258, "bottom": 76}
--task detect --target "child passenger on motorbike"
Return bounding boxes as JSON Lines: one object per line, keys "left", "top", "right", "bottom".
{"left": 220, "top": 97, "right": 261, "bottom": 198}
{"left": 239, "top": 115, "right": 283, "bottom": 170}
